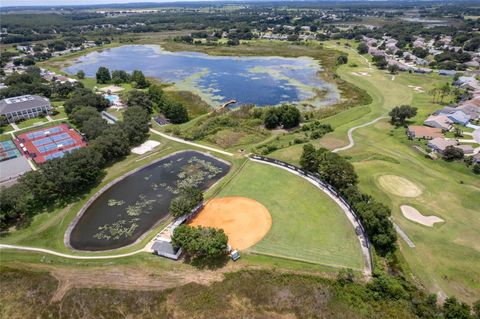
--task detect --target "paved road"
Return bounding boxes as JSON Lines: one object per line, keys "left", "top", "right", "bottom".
{"left": 249, "top": 158, "right": 373, "bottom": 278}
{"left": 0, "top": 244, "right": 145, "bottom": 259}
{"left": 149, "top": 128, "right": 233, "bottom": 157}
{"left": 332, "top": 116, "right": 388, "bottom": 153}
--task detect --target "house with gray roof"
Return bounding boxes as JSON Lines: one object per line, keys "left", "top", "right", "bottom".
{"left": 427, "top": 138, "right": 458, "bottom": 153}
{"left": 424, "top": 115, "right": 453, "bottom": 131}
{"left": 0, "top": 95, "right": 52, "bottom": 124}
{"left": 447, "top": 111, "right": 471, "bottom": 126}
{"left": 456, "top": 144, "right": 474, "bottom": 155}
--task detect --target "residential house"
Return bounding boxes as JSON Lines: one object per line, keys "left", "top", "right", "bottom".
{"left": 424, "top": 114, "right": 453, "bottom": 130}
{"left": 407, "top": 125, "right": 443, "bottom": 139}
{"left": 473, "top": 153, "right": 480, "bottom": 163}
{"left": 456, "top": 144, "right": 474, "bottom": 155}
{"left": 427, "top": 137, "right": 458, "bottom": 153}
{"left": 433, "top": 106, "right": 456, "bottom": 115}
{"left": 446, "top": 111, "right": 471, "bottom": 126}
{"left": 438, "top": 70, "right": 457, "bottom": 76}
{"left": 457, "top": 104, "right": 480, "bottom": 120}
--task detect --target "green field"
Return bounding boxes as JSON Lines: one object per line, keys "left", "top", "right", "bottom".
{"left": 215, "top": 160, "right": 364, "bottom": 270}
{"left": 270, "top": 40, "right": 480, "bottom": 302}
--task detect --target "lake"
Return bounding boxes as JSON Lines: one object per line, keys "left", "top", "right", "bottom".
{"left": 64, "top": 45, "right": 339, "bottom": 108}
{"left": 68, "top": 151, "right": 230, "bottom": 251}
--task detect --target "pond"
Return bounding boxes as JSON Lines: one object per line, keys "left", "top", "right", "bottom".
{"left": 68, "top": 151, "right": 230, "bottom": 251}
{"left": 64, "top": 45, "right": 339, "bottom": 108}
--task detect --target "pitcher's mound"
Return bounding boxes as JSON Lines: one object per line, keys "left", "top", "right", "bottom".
{"left": 189, "top": 197, "right": 272, "bottom": 250}
{"left": 378, "top": 175, "right": 423, "bottom": 197}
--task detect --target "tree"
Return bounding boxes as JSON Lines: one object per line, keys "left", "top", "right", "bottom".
{"left": 147, "top": 84, "right": 165, "bottom": 105}
{"left": 126, "top": 90, "right": 153, "bottom": 113}
{"left": 473, "top": 299, "right": 480, "bottom": 319}
{"left": 299, "top": 143, "right": 319, "bottom": 172}
{"left": 122, "top": 106, "right": 150, "bottom": 146}
{"left": 76, "top": 70, "right": 85, "bottom": 79}
{"left": 473, "top": 163, "right": 480, "bottom": 175}
{"left": 439, "top": 83, "right": 451, "bottom": 103}
{"left": 316, "top": 149, "right": 358, "bottom": 190}
{"left": 442, "top": 146, "right": 464, "bottom": 161}
{"left": 357, "top": 43, "right": 369, "bottom": 54}
{"left": 96, "top": 66, "right": 111, "bottom": 84}
{"left": 172, "top": 225, "right": 228, "bottom": 260}
{"left": 169, "top": 187, "right": 203, "bottom": 218}
{"left": 264, "top": 108, "right": 280, "bottom": 129}
{"left": 131, "top": 70, "right": 149, "bottom": 89}
{"left": 64, "top": 88, "right": 109, "bottom": 113}
{"left": 111, "top": 70, "right": 130, "bottom": 84}
{"left": 162, "top": 102, "right": 189, "bottom": 124}
{"left": 388, "top": 64, "right": 399, "bottom": 74}
{"left": 388, "top": 105, "right": 417, "bottom": 126}
{"left": 279, "top": 104, "right": 301, "bottom": 129}
{"left": 91, "top": 125, "right": 130, "bottom": 163}
{"left": 336, "top": 54, "right": 348, "bottom": 65}
{"left": 442, "top": 297, "right": 472, "bottom": 319}
{"left": 372, "top": 55, "right": 387, "bottom": 69}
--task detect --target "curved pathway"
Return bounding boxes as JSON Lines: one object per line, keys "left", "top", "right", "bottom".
{"left": 249, "top": 157, "right": 373, "bottom": 277}
{"left": 0, "top": 244, "right": 146, "bottom": 259}
{"left": 150, "top": 128, "right": 233, "bottom": 157}
{"left": 332, "top": 116, "right": 388, "bottom": 153}
{"left": 0, "top": 244, "right": 145, "bottom": 259}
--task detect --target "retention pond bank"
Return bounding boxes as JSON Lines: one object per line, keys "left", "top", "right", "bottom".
{"left": 68, "top": 151, "right": 230, "bottom": 251}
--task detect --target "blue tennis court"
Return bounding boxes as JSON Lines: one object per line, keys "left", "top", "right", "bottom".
{"left": 32, "top": 133, "right": 70, "bottom": 147}
{"left": 37, "top": 138, "right": 76, "bottom": 154}
{"left": 44, "top": 151, "right": 65, "bottom": 161}
{"left": 26, "top": 126, "right": 62, "bottom": 139}
{"left": 0, "top": 149, "right": 20, "bottom": 161}
{"left": 0, "top": 140, "right": 16, "bottom": 152}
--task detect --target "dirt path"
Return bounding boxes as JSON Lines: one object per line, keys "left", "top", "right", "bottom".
{"left": 149, "top": 128, "right": 234, "bottom": 157}
{"left": 332, "top": 116, "right": 388, "bottom": 153}
{"left": 0, "top": 244, "right": 145, "bottom": 259}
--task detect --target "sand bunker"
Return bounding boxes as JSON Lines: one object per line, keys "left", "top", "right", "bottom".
{"left": 351, "top": 71, "right": 371, "bottom": 77}
{"left": 378, "top": 175, "right": 423, "bottom": 197}
{"left": 407, "top": 85, "right": 425, "bottom": 93}
{"left": 131, "top": 140, "right": 161, "bottom": 155}
{"left": 401, "top": 205, "right": 444, "bottom": 227}
{"left": 189, "top": 197, "right": 272, "bottom": 250}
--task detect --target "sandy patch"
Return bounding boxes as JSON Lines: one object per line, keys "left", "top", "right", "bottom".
{"left": 189, "top": 197, "right": 272, "bottom": 250}
{"left": 400, "top": 205, "right": 444, "bottom": 227}
{"left": 131, "top": 140, "right": 161, "bottom": 155}
{"left": 351, "top": 71, "right": 371, "bottom": 77}
{"left": 378, "top": 175, "right": 423, "bottom": 197}
{"left": 99, "top": 85, "right": 124, "bottom": 93}
{"left": 407, "top": 85, "right": 425, "bottom": 93}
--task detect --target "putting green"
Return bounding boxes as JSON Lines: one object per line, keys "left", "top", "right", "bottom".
{"left": 377, "top": 175, "right": 423, "bottom": 198}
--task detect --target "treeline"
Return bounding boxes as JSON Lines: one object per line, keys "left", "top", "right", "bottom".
{"left": 0, "top": 87, "right": 150, "bottom": 230}
{"left": 300, "top": 144, "right": 397, "bottom": 255}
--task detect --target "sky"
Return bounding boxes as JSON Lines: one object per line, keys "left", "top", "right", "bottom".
{"left": 2, "top": 0, "right": 222, "bottom": 6}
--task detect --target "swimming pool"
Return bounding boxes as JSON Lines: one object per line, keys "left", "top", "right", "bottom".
{"left": 105, "top": 94, "right": 119, "bottom": 104}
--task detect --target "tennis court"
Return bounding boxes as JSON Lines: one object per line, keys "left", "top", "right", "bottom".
{"left": 0, "top": 140, "right": 20, "bottom": 161}
{"left": 15, "top": 123, "right": 86, "bottom": 164}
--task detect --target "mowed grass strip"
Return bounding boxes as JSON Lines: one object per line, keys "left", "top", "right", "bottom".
{"left": 215, "top": 160, "right": 364, "bottom": 270}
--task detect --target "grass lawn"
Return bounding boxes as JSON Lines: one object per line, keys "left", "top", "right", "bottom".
{"left": 268, "top": 40, "right": 480, "bottom": 301}
{"left": 17, "top": 117, "right": 49, "bottom": 129}
{"left": 214, "top": 160, "right": 364, "bottom": 270}
{"left": 0, "top": 124, "right": 14, "bottom": 133}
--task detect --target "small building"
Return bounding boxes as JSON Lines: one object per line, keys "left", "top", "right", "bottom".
{"left": 433, "top": 106, "right": 457, "bottom": 115}
{"left": 0, "top": 95, "right": 52, "bottom": 124}
{"left": 427, "top": 137, "right": 458, "bottom": 153}
{"left": 456, "top": 144, "right": 474, "bottom": 155}
{"left": 407, "top": 125, "right": 443, "bottom": 139}
{"left": 151, "top": 239, "right": 182, "bottom": 260}
{"left": 447, "top": 111, "right": 471, "bottom": 126}
{"left": 438, "top": 69, "right": 457, "bottom": 76}
{"left": 424, "top": 115, "right": 453, "bottom": 131}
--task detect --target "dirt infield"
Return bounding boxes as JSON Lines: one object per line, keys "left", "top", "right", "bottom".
{"left": 400, "top": 205, "right": 444, "bottom": 227}
{"left": 378, "top": 175, "right": 423, "bottom": 198}
{"left": 189, "top": 197, "right": 272, "bottom": 250}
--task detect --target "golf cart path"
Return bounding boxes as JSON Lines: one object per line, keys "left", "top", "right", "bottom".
{"left": 0, "top": 244, "right": 145, "bottom": 259}
{"left": 249, "top": 158, "right": 373, "bottom": 278}
{"left": 150, "top": 128, "right": 233, "bottom": 157}
{"left": 332, "top": 116, "right": 388, "bottom": 153}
